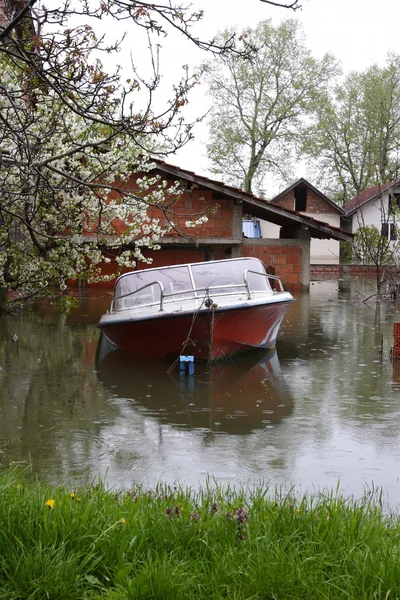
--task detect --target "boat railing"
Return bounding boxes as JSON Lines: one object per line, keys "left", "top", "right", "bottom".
{"left": 111, "top": 280, "right": 165, "bottom": 312}
{"left": 110, "top": 272, "right": 285, "bottom": 313}
{"left": 243, "top": 270, "right": 284, "bottom": 299}
{"left": 111, "top": 283, "right": 243, "bottom": 313}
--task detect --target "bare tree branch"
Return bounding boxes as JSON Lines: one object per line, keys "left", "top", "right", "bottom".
{"left": 259, "top": 0, "right": 302, "bottom": 10}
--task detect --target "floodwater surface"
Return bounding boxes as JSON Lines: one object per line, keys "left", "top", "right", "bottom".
{"left": 1, "top": 278, "right": 400, "bottom": 504}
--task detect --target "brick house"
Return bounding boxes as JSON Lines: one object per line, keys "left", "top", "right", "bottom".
{"left": 262, "top": 178, "right": 345, "bottom": 265}
{"left": 94, "top": 161, "right": 352, "bottom": 292}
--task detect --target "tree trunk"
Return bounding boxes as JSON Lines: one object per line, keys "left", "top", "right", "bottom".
{"left": 0, "top": 287, "right": 8, "bottom": 313}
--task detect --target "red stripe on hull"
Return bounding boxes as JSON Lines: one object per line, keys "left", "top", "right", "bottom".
{"left": 99, "top": 302, "right": 293, "bottom": 361}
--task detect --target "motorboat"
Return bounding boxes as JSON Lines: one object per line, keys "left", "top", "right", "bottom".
{"left": 97, "top": 257, "right": 294, "bottom": 361}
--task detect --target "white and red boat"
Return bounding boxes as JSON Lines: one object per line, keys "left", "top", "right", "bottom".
{"left": 98, "top": 257, "right": 294, "bottom": 361}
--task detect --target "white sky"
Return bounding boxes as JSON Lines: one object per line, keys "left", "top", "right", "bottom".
{"left": 97, "top": 0, "right": 400, "bottom": 189}
{"left": 163, "top": 0, "right": 400, "bottom": 184}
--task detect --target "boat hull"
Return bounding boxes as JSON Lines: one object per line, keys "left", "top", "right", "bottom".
{"left": 98, "top": 300, "right": 293, "bottom": 361}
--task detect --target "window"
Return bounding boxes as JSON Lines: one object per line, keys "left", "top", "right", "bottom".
{"left": 294, "top": 186, "right": 307, "bottom": 211}
{"left": 389, "top": 193, "right": 400, "bottom": 214}
{"left": 381, "top": 222, "right": 397, "bottom": 241}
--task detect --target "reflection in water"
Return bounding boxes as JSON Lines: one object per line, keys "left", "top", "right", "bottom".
{"left": 1, "top": 281, "right": 400, "bottom": 504}
{"left": 95, "top": 336, "right": 293, "bottom": 435}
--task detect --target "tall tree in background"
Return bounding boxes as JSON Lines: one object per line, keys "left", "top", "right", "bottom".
{"left": 303, "top": 54, "right": 400, "bottom": 204}
{"left": 203, "top": 19, "right": 338, "bottom": 196}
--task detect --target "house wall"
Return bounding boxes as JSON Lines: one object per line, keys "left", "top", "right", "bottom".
{"left": 263, "top": 189, "right": 342, "bottom": 264}
{"left": 349, "top": 184, "right": 400, "bottom": 244}
{"left": 105, "top": 172, "right": 236, "bottom": 240}
{"left": 242, "top": 239, "right": 306, "bottom": 291}
{"left": 273, "top": 188, "right": 334, "bottom": 216}
{"left": 350, "top": 195, "right": 387, "bottom": 232}
{"left": 260, "top": 221, "right": 281, "bottom": 239}
{"left": 308, "top": 214, "right": 341, "bottom": 264}
{"left": 83, "top": 247, "right": 207, "bottom": 288}
{"left": 259, "top": 215, "right": 340, "bottom": 264}
{"left": 84, "top": 242, "right": 305, "bottom": 291}
{"left": 72, "top": 171, "right": 313, "bottom": 291}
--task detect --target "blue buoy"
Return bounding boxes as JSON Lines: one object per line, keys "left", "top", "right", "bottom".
{"left": 179, "top": 355, "right": 194, "bottom": 375}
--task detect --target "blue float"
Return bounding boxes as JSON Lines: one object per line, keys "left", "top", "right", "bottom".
{"left": 179, "top": 355, "right": 194, "bottom": 375}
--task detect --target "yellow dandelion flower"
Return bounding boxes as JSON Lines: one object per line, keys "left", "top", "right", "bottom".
{"left": 69, "top": 492, "right": 76, "bottom": 500}
{"left": 118, "top": 518, "right": 126, "bottom": 525}
{"left": 45, "top": 499, "right": 55, "bottom": 509}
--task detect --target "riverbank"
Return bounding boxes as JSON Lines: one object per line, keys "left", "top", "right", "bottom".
{"left": 1, "top": 471, "right": 400, "bottom": 599}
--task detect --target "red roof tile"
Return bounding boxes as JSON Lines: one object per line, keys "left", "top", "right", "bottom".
{"left": 343, "top": 182, "right": 397, "bottom": 215}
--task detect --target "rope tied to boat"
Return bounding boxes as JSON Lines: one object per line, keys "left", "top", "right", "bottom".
{"left": 167, "top": 291, "right": 210, "bottom": 374}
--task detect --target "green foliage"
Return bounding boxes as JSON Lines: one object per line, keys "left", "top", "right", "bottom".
{"left": 304, "top": 53, "right": 400, "bottom": 202}
{"left": 1, "top": 470, "right": 400, "bottom": 598}
{"left": 204, "top": 19, "right": 338, "bottom": 195}
{"left": 346, "top": 225, "right": 399, "bottom": 294}
{"left": 54, "top": 296, "right": 80, "bottom": 314}
{"left": 351, "top": 225, "right": 394, "bottom": 265}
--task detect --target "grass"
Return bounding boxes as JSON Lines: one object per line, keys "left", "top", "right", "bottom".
{"left": 0, "top": 471, "right": 399, "bottom": 599}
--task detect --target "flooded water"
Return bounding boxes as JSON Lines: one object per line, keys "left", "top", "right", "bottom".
{"left": 1, "top": 278, "right": 400, "bottom": 504}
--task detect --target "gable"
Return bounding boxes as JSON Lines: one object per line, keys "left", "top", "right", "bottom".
{"left": 271, "top": 179, "right": 343, "bottom": 216}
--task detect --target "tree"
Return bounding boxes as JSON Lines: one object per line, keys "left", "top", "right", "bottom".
{"left": 0, "top": 1, "right": 237, "bottom": 309}
{"left": 343, "top": 224, "right": 400, "bottom": 298}
{"left": 260, "top": 0, "right": 302, "bottom": 8}
{"left": 0, "top": 1, "right": 306, "bottom": 310}
{"left": 203, "top": 19, "right": 337, "bottom": 196}
{"left": 303, "top": 54, "right": 400, "bottom": 204}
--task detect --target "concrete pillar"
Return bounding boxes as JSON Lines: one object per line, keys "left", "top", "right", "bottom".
{"left": 232, "top": 202, "right": 243, "bottom": 239}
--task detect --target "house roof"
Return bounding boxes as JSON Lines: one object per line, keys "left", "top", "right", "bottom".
{"left": 151, "top": 159, "right": 353, "bottom": 242}
{"left": 343, "top": 182, "right": 399, "bottom": 216}
{"left": 270, "top": 177, "right": 345, "bottom": 215}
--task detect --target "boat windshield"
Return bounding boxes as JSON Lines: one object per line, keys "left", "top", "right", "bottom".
{"left": 191, "top": 258, "right": 271, "bottom": 293}
{"left": 113, "top": 258, "right": 273, "bottom": 311}
{"left": 114, "top": 266, "right": 193, "bottom": 311}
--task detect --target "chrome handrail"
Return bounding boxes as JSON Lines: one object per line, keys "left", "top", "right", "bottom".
{"left": 111, "top": 280, "right": 165, "bottom": 312}
{"left": 243, "top": 269, "right": 284, "bottom": 299}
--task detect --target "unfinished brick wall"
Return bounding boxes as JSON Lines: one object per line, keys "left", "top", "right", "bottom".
{"left": 310, "top": 265, "right": 343, "bottom": 278}
{"left": 79, "top": 247, "right": 206, "bottom": 288}
{"left": 274, "top": 189, "right": 336, "bottom": 217}
{"left": 241, "top": 243, "right": 303, "bottom": 290}
{"left": 103, "top": 172, "right": 234, "bottom": 239}
{"left": 73, "top": 243, "right": 303, "bottom": 290}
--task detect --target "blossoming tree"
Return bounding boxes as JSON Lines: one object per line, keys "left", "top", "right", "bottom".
{"left": 0, "top": 0, "right": 299, "bottom": 309}
{"left": 0, "top": 1, "right": 217, "bottom": 308}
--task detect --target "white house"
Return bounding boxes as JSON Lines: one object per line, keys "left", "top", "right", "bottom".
{"left": 260, "top": 179, "right": 345, "bottom": 265}
{"left": 342, "top": 181, "right": 400, "bottom": 243}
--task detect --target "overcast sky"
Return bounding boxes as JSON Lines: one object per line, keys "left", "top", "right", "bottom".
{"left": 119, "top": 0, "right": 400, "bottom": 187}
